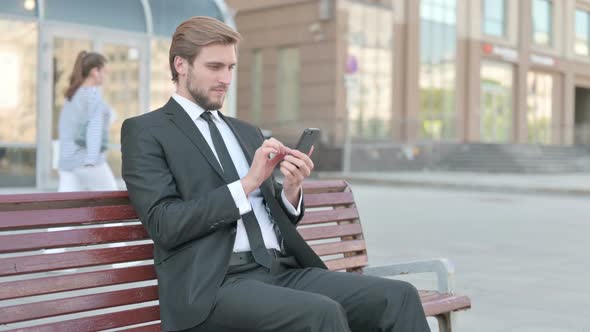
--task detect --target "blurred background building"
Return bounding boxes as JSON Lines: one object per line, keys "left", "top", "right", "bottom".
{"left": 3, "top": 0, "right": 590, "bottom": 191}
{"left": 0, "top": 0, "right": 235, "bottom": 190}
{"left": 227, "top": 0, "right": 590, "bottom": 173}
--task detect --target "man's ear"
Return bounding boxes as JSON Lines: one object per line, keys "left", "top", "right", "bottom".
{"left": 174, "top": 56, "right": 187, "bottom": 78}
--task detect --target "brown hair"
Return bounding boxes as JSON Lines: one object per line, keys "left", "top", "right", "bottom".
{"left": 169, "top": 16, "right": 242, "bottom": 82}
{"left": 64, "top": 51, "right": 107, "bottom": 100}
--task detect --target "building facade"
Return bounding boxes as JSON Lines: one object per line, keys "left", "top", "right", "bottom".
{"left": 0, "top": 0, "right": 234, "bottom": 190}
{"left": 227, "top": 0, "right": 590, "bottom": 169}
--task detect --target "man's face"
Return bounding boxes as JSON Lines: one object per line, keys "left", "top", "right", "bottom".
{"left": 181, "top": 43, "right": 236, "bottom": 110}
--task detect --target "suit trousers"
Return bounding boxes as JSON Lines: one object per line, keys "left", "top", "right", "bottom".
{"left": 179, "top": 256, "right": 430, "bottom": 332}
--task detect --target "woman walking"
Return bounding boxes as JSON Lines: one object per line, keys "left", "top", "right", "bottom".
{"left": 57, "top": 50, "right": 117, "bottom": 191}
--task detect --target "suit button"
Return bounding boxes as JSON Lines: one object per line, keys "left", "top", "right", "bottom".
{"left": 231, "top": 227, "right": 237, "bottom": 234}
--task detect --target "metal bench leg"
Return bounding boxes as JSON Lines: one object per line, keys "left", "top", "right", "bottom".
{"left": 435, "top": 312, "right": 453, "bottom": 332}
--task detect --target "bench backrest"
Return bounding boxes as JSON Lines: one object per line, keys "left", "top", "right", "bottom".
{"left": 0, "top": 180, "right": 365, "bottom": 331}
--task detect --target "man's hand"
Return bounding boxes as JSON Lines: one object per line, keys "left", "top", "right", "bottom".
{"left": 241, "top": 138, "right": 288, "bottom": 195}
{"left": 280, "top": 146, "right": 314, "bottom": 207}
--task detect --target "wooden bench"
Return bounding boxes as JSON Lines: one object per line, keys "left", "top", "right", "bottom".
{"left": 0, "top": 180, "right": 470, "bottom": 332}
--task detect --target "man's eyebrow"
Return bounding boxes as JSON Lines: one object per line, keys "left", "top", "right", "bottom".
{"left": 204, "top": 61, "right": 236, "bottom": 66}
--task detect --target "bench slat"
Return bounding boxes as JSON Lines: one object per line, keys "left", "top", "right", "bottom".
{"left": 324, "top": 255, "right": 368, "bottom": 271}
{"left": 0, "top": 205, "right": 137, "bottom": 230}
{"left": 0, "top": 180, "right": 343, "bottom": 206}
{"left": 0, "top": 190, "right": 129, "bottom": 205}
{"left": 122, "top": 323, "right": 162, "bottom": 331}
{"left": 121, "top": 322, "right": 162, "bottom": 332}
{"left": 5, "top": 305, "right": 160, "bottom": 332}
{"left": 0, "top": 265, "right": 156, "bottom": 301}
{"left": 419, "top": 290, "right": 448, "bottom": 302}
{"left": 303, "top": 192, "right": 355, "bottom": 208}
{"left": 0, "top": 286, "right": 158, "bottom": 324}
{"left": 0, "top": 225, "right": 149, "bottom": 253}
{"left": 299, "top": 208, "right": 359, "bottom": 225}
{"left": 298, "top": 223, "right": 363, "bottom": 241}
{"left": 0, "top": 179, "right": 345, "bottom": 206}
{"left": 0, "top": 244, "right": 153, "bottom": 277}
{"left": 301, "top": 180, "right": 348, "bottom": 194}
{"left": 420, "top": 292, "right": 472, "bottom": 316}
{"left": 310, "top": 239, "right": 366, "bottom": 256}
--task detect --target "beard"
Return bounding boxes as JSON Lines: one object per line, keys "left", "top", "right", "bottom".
{"left": 187, "top": 75, "right": 225, "bottom": 111}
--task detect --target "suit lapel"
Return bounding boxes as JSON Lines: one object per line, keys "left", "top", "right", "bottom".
{"left": 259, "top": 182, "right": 327, "bottom": 269}
{"left": 164, "top": 98, "right": 227, "bottom": 182}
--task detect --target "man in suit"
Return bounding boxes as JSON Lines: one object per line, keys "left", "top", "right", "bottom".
{"left": 121, "top": 16, "right": 430, "bottom": 332}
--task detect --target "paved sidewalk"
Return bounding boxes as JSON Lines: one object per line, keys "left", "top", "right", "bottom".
{"left": 317, "top": 171, "right": 590, "bottom": 196}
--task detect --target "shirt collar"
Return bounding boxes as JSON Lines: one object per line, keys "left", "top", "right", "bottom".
{"left": 172, "top": 93, "right": 220, "bottom": 122}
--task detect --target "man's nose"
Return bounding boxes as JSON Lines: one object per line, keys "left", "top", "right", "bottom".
{"left": 218, "top": 68, "right": 232, "bottom": 85}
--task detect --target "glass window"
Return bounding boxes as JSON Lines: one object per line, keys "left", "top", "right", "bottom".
{"left": 0, "top": 19, "right": 38, "bottom": 187}
{"left": 102, "top": 43, "right": 142, "bottom": 177}
{"left": 346, "top": 2, "right": 393, "bottom": 139}
{"left": 527, "top": 71, "right": 553, "bottom": 144}
{"left": 150, "top": 38, "right": 175, "bottom": 111}
{"left": 277, "top": 47, "right": 300, "bottom": 124}
{"left": 0, "top": 0, "right": 38, "bottom": 17}
{"left": 46, "top": 0, "right": 146, "bottom": 32}
{"left": 532, "top": 0, "right": 553, "bottom": 47}
{"left": 480, "top": 61, "right": 513, "bottom": 142}
{"left": 575, "top": 9, "right": 590, "bottom": 56}
{"left": 483, "top": 0, "right": 506, "bottom": 37}
{"left": 419, "top": 0, "right": 457, "bottom": 140}
{"left": 251, "top": 49, "right": 263, "bottom": 125}
{"left": 149, "top": 0, "right": 223, "bottom": 37}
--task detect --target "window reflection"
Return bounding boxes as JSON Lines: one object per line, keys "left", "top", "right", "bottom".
{"left": 527, "top": 71, "right": 553, "bottom": 144}
{"left": 150, "top": 38, "right": 175, "bottom": 110}
{"left": 532, "top": 0, "right": 553, "bottom": 47}
{"left": 420, "top": 0, "right": 456, "bottom": 140}
{"left": 480, "top": 61, "right": 513, "bottom": 142}
{"left": 277, "top": 47, "right": 300, "bottom": 124}
{"left": 347, "top": 1, "right": 393, "bottom": 139}
{"left": 0, "top": 0, "right": 38, "bottom": 17}
{"left": 0, "top": 19, "right": 37, "bottom": 187}
{"left": 251, "top": 49, "right": 263, "bottom": 125}
{"left": 575, "top": 9, "right": 589, "bottom": 56}
{"left": 483, "top": 0, "right": 506, "bottom": 37}
{"left": 102, "top": 43, "right": 141, "bottom": 177}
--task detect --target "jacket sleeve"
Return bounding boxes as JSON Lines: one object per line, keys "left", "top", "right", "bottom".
{"left": 273, "top": 179, "right": 305, "bottom": 225}
{"left": 121, "top": 118, "right": 241, "bottom": 251}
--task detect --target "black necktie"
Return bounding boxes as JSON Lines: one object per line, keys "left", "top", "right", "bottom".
{"left": 200, "top": 111, "right": 273, "bottom": 268}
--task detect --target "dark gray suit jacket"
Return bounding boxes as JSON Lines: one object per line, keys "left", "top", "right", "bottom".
{"left": 121, "top": 98, "right": 326, "bottom": 331}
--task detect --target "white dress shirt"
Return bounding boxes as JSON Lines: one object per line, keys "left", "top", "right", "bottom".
{"left": 172, "top": 94, "right": 301, "bottom": 252}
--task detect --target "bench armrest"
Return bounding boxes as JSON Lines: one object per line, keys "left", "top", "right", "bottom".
{"left": 363, "top": 258, "right": 455, "bottom": 294}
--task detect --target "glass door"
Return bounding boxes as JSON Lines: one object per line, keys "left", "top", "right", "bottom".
{"left": 526, "top": 71, "right": 554, "bottom": 144}
{"left": 0, "top": 20, "right": 38, "bottom": 188}
{"left": 39, "top": 24, "right": 148, "bottom": 190}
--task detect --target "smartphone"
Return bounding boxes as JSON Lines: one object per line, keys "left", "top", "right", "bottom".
{"left": 294, "top": 128, "right": 320, "bottom": 155}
